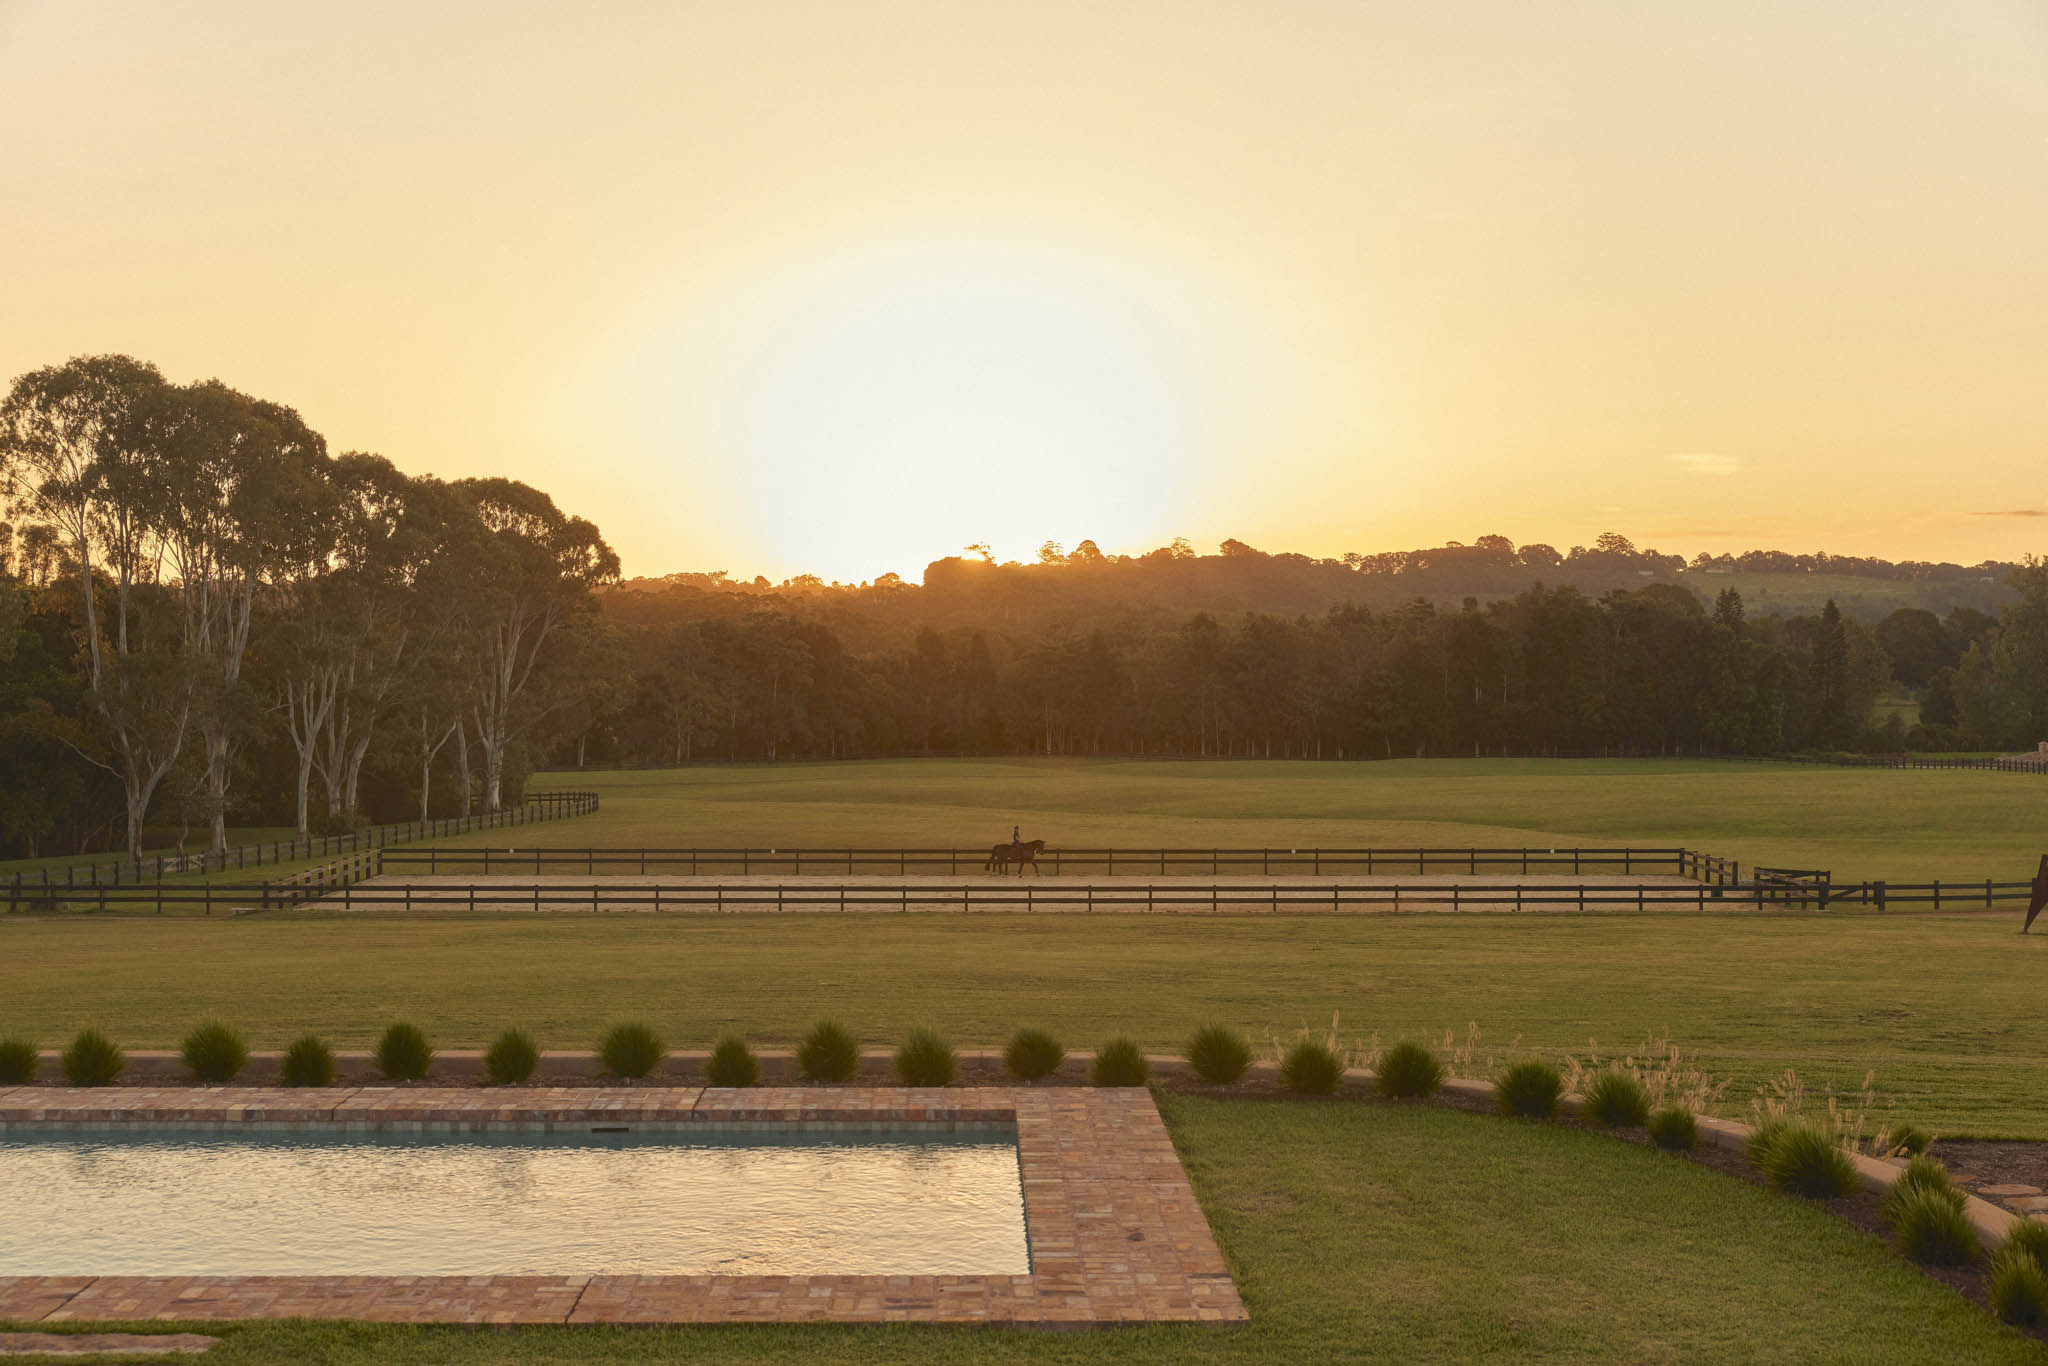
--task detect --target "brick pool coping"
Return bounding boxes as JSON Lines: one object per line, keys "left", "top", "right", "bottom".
{"left": 0, "top": 1086, "right": 1246, "bottom": 1327}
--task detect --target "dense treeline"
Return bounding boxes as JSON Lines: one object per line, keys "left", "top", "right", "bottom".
{"left": 1, "top": 356, "right": 616, "bottom": 859}
{"left": 585, "top": 574, "right": 2045, "bottom": 766}
{"left": 4, "top": 353, "right": 2045, "bottom": 859}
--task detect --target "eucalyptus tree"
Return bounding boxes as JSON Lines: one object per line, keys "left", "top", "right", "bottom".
{"left": 304, "top": 455, "right": 452, "bottom": 828}
{"left": 155, "top": 381, "right": 334, "bottom": 854}
{"left": 0, "top": 355, "right": 194, "bottom": 859}
{"left": 450, "top": 478, "right": 618, "bottom": 810}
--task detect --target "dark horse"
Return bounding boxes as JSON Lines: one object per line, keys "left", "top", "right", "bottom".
{"left": 985, "top": 839, "right": 1048, "bottom": 876}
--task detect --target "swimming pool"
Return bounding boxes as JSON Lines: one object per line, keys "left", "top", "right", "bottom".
{"left": 0, "top": 1125, "right": 1029, "bottom": 1277}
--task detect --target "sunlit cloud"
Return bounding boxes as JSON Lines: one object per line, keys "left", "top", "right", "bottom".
{"left": 1668, "top": 453, "right": 1742, "bottom": 478}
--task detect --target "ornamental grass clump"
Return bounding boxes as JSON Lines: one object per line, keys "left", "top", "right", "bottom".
{"left": 62, "top": 1028, "right": 123, "bottom": 1087}
{"left": 706, "top": 1034, "right": 760, "bottom": 1087}
{"left": 484, "top": 1028, "right": 539, "bottom": 1086}
{"left": 1582, "top": 1070, "right": 1650, "bottom": 1128}
{"left": 2003, "top": 1218, "right": 2048, "bottom": 1272}
{"left": 375, "top": 1022, "right": 433, "bottom": 1082}
{"left": 1890, "top": 1124, "right": 1932, "bottom": 1157}
{"left": 1992, "top": 1243, "right": 2048, "bottom": 1327}
{"left": 1761, "top": 1124, "right": 1857, "bottom": 1200}
{"left": 1890, "top": 1184, "right": 1979, "bottom": 1266}
{"left": 798, "top": 1020, "right": 861, "bottom": 1083}
{"left": 1374, "top": 1041, "right": 1444, "bottom": 1100}
{"left": 1185, "top": 1025, "right": 1252, "bottom": 1086}
{"left": 1495, "top": 1060, "right": 1562, "bottom": 1119}
{"left": 0, "top": 1037, "right": 37, "bottom": 1085}
{"left": 599, "top": 1022, "right": 666, "bottom": 1080}
{"left": 1091, "top": 1037, "right": 1150, "bottom": 1088}
{"left": 1281, "top": 1039, "right": 1344, "bottom": 1096}
{"left": 1647, "top": 1106, "right": 1699, "bottom": 1152}
{"left": 1887, "top": 1155, "right": 1961, "bottom": 1207}
{"left": 1746, "top": 1116, "right": 1793, "bottom": 1170}
{"left": 1003, "top": 1028, "right": 1065, "bottom": 1082}
{"left": 180, "top": 1020, "right": 248, "bottom": 1084}
{"left": 280, "top": 1034, "right": 335, "bottom": 1087}
{"left": 894, "top": 1028, "right": 956, "bottom": 1087}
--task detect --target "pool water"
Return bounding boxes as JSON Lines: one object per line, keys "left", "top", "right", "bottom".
{"left": 0, "top": 1126, "right": 1029, "bottom": 1276}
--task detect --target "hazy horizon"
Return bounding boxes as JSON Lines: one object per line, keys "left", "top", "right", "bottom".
{"left": 5, "top": 1, "right": 2044, "bottom": 581}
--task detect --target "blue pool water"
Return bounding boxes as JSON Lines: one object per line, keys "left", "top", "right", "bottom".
{"left": 0, "top": 1126, "right": 1029, "bottom": 1276}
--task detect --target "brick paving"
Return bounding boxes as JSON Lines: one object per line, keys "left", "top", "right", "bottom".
{"left": 0, "top": 1332, "right": 219, "bottom": 1356}
{"left": 0, "top": 1087, "right": 1244, "bottom": 1327}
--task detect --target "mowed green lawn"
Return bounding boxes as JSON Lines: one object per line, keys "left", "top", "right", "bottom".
{"left": 5, "top": 909, "right": 2044, "bottom": 1135}
{"left": 6, "top": 1097, "right": 2040, "bottom": 1365}
{"left": 527, "top": 759, "right": 2048, "bottom": 883}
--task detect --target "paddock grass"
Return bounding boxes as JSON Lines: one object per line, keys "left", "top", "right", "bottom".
{"left": 5, "top": 1096, "right": 2039, "bottom": 1364}
{"left": 3, "top": 909, "right": 2044, "bottom": 1135}
{"left": 523, "top": 759, "right": 2048, "bottom": 883}
{"left": 9, "top": 758, "right": 2044, "bottom": 893}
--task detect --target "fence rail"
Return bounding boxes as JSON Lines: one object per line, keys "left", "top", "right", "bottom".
{"left": 378, "top": 845, "right": 1742, "bottom": 884}
{"left": 10, "top": 875, "right": 2032, "bottom": 916}
{"left": 1722, "top": 753, "right": 2048, "bottom": 773}
{"left": 1, "top": 792, "right": 600, "bottom": 898}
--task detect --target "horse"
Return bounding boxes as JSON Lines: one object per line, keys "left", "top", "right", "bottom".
{"left": 985, "top": 839, "right": 1048, "bottom": 876}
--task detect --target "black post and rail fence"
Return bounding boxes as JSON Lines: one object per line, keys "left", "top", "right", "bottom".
{"left": 10, "top": 833, "right": 2036, "bottom": 915}
{"left": 2, "top": 791, "right": 599, "bottom": 903}
{"left": 3, "top": 875, "right": 2038, "bottom": 916}
{"left": 377, "top": 844, "right": 1743, "bottom": 882}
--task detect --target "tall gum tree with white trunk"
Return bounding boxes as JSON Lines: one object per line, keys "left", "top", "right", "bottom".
{"left": 450, "top": 478, "right": 618, "bottom": 812}
{"left": 0, "top": 356, "right": 194, "bottom": 860}
{"left": 155, "top": 381, "right": 334, "bottom": 856}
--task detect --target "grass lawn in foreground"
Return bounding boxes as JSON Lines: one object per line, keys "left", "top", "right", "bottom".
{"left": 4, "top": 909, "right": 2045, "bottom": 1136}
{"left": 5, "top": 1096, "right": 2038, "bottom": 1364}
{"left": 526, "top": 759, "right": 2048, "bottom": 883}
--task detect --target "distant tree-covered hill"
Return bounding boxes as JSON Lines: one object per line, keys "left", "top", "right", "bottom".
{"left": 608, "top": 532, "right": 2018, "bottom": 647}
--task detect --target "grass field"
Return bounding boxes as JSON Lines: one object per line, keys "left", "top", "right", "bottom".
{"left": 5, "top": 907, "right": 2044, "bottom": 1135}
{"left": 9, "top": 758, "right": 2044, "bottom": 889}
{"left": 6, "top": 758, "right": 2047, "bottom": 1360}
{"left": 5, "top": 1096, "right": 2039, "bottom": 1364}
{"left": 518, "top": 759, "right": 2048, "bottom": 883}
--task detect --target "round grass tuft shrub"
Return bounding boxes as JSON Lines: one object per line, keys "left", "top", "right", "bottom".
{"left": 1185, "top": 1025, "right": 1252, "bottom": 1086}
{"left": 1992, "top": 1243, "right": 2048, "bottom": 1327}
{"left": 1890, "top": 1124, "right": 1932, "bottom": 1157}
{"left": 894, "top": 1028, "right": 957, "bottom": 1087}
{"left": 1746, "top": 1116, "right": 1793, "bottom": 1170}
{"left": 1090, "top": 1037, "right": 1150, "bottom": 1088}
{"left": 1883, "top": 1157, "right": 1964, "bottom": 1231}
{"left": 0, "top": 1037, "right": 37, "bottom": 1086}
{"left": 180, "top": 1020, "right": 248, "bottom": 1084}
{"left": 1495, "top": 1059, "right": 1562, "bottom": 1118}
{"left": 797, "top": 1020, "right": 861, "bottom": 1083}
{"left": 1646, "top": 1106, "right": 1699, "bottom": 1152}
{"left": 1374, "top": 1041, "right": 1444, "bottom": 1100}
{"left": 706, "top": 1034, "right": 760, "bottom": 1087}
{"left": 1891, "top": 1183, "right": 1979, "bottom": 1266}
{"left": 599, "top": 1022, "right": 666, "bottom": 1080}
{"left": 1281, "top": 1039, "right": 1344, "bottom": 1096}
{"left": 1761, "top": 1124, "right": 1857, "bottom": 1200}
{"left": 1892, "top": 1154, "right": 1959, "bottom": 1201}
{"left": 2002, "top": 1218, "right": 2048, "bottom": 1272}
{"left": 484, "top": 1028, "right": 539, "bottom": 1086}
{"left": 1582, "top": 1070, "right": 1650, "bottom": 1128}
{"left": 1003, "top": 1028, "right": 1065, "bottom": 1082}
{"left": 62, "top": 1028, "right": 123, "bottom": 1087}
{"left": 375, "top": 1022, "right": 434, "bottom": 1082}
{"left": 280, "top": 1034, "right": 335, "bottom": 1087}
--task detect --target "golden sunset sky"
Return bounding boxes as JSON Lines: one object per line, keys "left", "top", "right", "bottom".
{"left": 4, "top": 2, "right": 2045, "bottom": 581}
